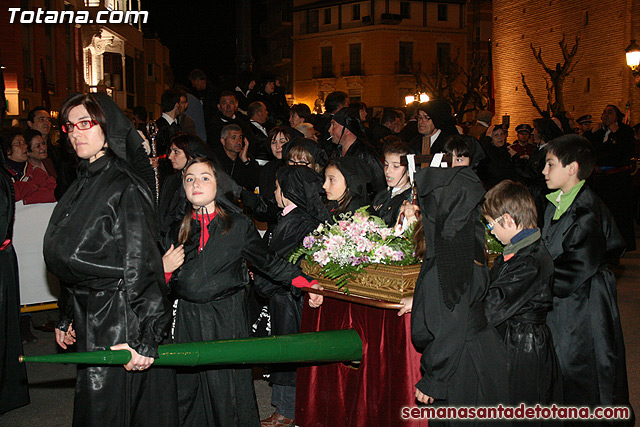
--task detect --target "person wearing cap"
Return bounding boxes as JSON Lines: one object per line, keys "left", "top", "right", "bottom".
{"left": 511, "top": 124, "right": 536, "bottom": 158}
{"left": 468, "top": 110, "right": 493, "bottom": 141}
{"left": 329, "top": 107, "right": 385, "bottom": 199}
{"left": 409, "top": 100, "right": 459, "bottom": 156}
{"left": 576, "top": 114, "right": 594, "bottom": 139}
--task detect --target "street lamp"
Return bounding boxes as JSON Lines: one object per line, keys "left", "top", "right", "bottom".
{"left": 625, "top": 40, "right": 640, "bottom": 72}
{"left": 404, "top": 94, "right": 415, "bottom": 105}
{"left": 625, "top": 40, "right": 640, "bottom": 88}
{"left": 418, "top": 93, "right": 430, "bottom": 103}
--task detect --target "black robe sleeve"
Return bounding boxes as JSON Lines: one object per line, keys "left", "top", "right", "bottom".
{"left": 550, "top": 209, "right": 608, "bottom": 298}
{"left": 239, "top": 217, "right": 303, "bottom": 287}
{"left": 485, "top": 254, "right": 542, "bottom": 327}
{"left": 114, "top": 184, "right": 171, "bottom": 357}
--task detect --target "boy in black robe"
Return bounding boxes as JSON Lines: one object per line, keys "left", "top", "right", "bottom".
{"left": 482, "top": 180, "right": 561, "bottom": 408}
{"left": 541, "top": 135, "right": 633, "bottom": 423}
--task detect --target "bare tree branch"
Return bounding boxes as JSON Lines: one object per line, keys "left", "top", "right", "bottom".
{"left": 521, "top": 73, "right": 545, "bottom": 116}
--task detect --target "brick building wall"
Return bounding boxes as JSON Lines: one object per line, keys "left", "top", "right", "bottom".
{"left": 493, "top": 0, "right": 640, "bottom": 130}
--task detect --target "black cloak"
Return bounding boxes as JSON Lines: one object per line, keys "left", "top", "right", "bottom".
{"left": 543, "top": 185, "right": 632, "bottom": 414}
{"left": 254, "top": 166, "right": 326, "bottom": 387}
{"left": 411, "top": 166, "right": 509, "bottom": 407}
{"left": 43, "top": 93, "right": 177, "bottom": 426}
{"left": 0, "top": 148, "right": 30, "bottom": 414}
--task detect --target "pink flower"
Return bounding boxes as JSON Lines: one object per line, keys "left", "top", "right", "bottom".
{"left": 313, "top": 250, "right": 330, "bottom": 266}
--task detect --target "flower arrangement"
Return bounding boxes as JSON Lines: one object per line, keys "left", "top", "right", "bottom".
{"left": 289, "top": 207, "right": 419, "bottom": 291}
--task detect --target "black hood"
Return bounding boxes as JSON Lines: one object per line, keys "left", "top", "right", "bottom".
{"left": 281, "top": 137, "right": 329, "bottom": 169}
{"left": 331, "top": 157, "right": 371, "bottom": 205}
{"left": 276, "top": 165, "right": 331, "bottom": 222}
{"left": 418, "top": 100, "right": 458, "bottom": 135}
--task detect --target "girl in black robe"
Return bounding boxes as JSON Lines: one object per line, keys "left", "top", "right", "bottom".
{"left": 0, "top": 146, "right": 30, "bottom": 414}
{"left": 323, "top": 157, "right": 370, "bottom": 217}
{"left": 253, "top": 166, "right": 328, "bottom": 425}
{"left": 163, "top": 158, "right": 322, "bottom": 427}
{"left": 43, "top": 93, "right": 178, "bottom": 426}
{"left": 411, "top": 166, "right": 509, "bottom": 419}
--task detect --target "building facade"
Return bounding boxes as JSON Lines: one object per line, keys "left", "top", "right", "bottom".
{"left": 0, "top": 0, "right": 171, "bottom": 126}
{"left": 292, "top": 0, "right": 489, "bottom": 110}
{"left": 492, "top": 0, "right": 640, "bottom": 129}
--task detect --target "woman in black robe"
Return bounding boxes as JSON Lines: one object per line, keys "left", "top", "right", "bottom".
{"left": 164, "top": 158, "right": 322, "bottom": 426}
{"left": 0, "top": 146, "right": 30, "bottom": 415}
{"left": 43, "top": 93, "right": 177, "bottom": 426}
{"left": 411, "top": 166, "right": 509, "bottom": 417}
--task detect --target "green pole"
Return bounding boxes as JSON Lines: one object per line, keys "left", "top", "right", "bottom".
{"left": 20, "top": 329, "right": 362, "bottom": 366}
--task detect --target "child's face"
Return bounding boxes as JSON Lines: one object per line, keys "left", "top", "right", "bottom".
{"left": 485, "top": 214, "right": 518, "bottom": 245}
{"left": 384, "top": 153, "right": 409, "bottom": 188}
{"left": 323, "top": 165, "right": 347, "bottom": 201}
{"left": 452, "top": 153, "right": 470, "bottom": 167}
{"left": 184, "top": 162, "right": 217, "bottom": 210}
{"left": 542, "top": 153, "right": 578, "bottom": 193}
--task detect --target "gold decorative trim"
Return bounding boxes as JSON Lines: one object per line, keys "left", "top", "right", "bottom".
{"left": 302, "top": 260, "right": 422, "bottom": 303}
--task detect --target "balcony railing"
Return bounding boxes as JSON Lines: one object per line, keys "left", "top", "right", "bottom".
{"left": 312, "top": 66, "right": 335, "bottom": 79}
{"left": 340, "top": 63, "right": 365, "bottom": 76}
{"left": 395, "top": 61, "right": 422, "bottom": 75}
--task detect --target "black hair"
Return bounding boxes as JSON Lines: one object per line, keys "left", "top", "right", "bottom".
{"left": 218, "top": 91, "right": 238, "bottom": 102}
{"left": 160, "top": 89, "right": 180, "bottom": 113}
{"left": 381, "top": 109, "right": 401, "bottom": 126}
{"left": 60, "top": 93, "right": 108, "bottom": 141}
{"left": 324, "top": 91, "right": 348, "bottom": 114}
{"left": 605, "top": 104, "right": 625, "bottom": 126}
{"left": 1, "top": 127, "right": 24, "bottom": 156}
{"left": 444, "top": 135, "right": 471, "bottom": 158}
{"left": 23, "top": 129, "right": 43, "bottom": 151}
{"left": 27, "top": 106, "right": 49, "bottom": 123}
{"left": 290, "top": 104, "right": 312, "bottom": 122}
{"left": 188, "top": 69, "right": 207, "bottom": 81}
{"left": 545, "top": 134, "right": 596, "bottom": 180}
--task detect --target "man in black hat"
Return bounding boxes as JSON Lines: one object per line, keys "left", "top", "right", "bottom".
{"left": 511, "top": 123, "right": 535, "bottom": 158}
{"left": 329, "top": 107, "right": 385, "bottom": 198}
{"left": 409, "top": 100, "right": 458, "bottom": 155}
{"left": 577, "top": 114, "right": 594, "bottom": 139}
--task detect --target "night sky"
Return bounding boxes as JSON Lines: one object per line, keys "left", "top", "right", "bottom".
{"left": 142, "top": 0, "right": 266, "bottom": 87}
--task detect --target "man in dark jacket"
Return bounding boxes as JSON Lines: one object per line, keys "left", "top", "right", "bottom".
{"left": 213, "top": 124, "right": 259, "bottom": 191}
{"left": 207, "top": 91, "right": 250, "bottom": 151}
{"left": 329, "top": 107, "right": 385, "bottom": 199}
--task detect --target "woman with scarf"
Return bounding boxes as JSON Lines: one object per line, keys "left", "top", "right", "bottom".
{"left": 163, "top": 157, "right": 322, "bottom": 426}
{"left": 43, "top": 93, "right": 178, "bottom": 426}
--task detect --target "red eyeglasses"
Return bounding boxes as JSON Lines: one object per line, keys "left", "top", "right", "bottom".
{"left": 61, "top": 120, "right": 99, "bottom": 133}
